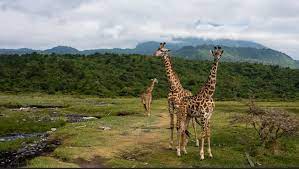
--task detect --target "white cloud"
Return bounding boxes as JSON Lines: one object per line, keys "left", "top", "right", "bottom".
{"left": 0, "top": 0, "right": 298, "bottom": 59}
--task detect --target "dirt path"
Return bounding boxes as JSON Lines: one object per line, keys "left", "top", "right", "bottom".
{"left": 48, "top": 111, "right": 172, "bottom": 168}
{"left": 74, "top": 156, "right": 106, "bottom": 168}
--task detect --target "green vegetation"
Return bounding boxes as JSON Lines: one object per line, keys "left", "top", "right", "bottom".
{"left": 0, "top": 94, "right": 298, "bottom": 167}
{"left": 0, "top": 53, "right": 298, "bottom": 100}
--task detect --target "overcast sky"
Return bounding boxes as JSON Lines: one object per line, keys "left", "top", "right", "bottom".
{"left": 0, "top": 0, "right": 298, "bottom": 59}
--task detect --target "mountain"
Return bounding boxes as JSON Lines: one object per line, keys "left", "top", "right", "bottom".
{"left": 171, "top": 37, "right": 266, "bottom": 49}
{"left": 173, "top": 45, "right": 298, "bottom": 68}
{"left": 0, "top": 37, "right": 298, "bottom": 68}
{"left": 43, "top": 46, "right": 79, "bottom": 54}
{"left": 0, "top": 48, "right": 38, "bottom": 55}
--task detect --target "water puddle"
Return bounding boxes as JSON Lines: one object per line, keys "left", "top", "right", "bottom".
{"left": 0, "top": 133, "right": 45, "bottom": 142}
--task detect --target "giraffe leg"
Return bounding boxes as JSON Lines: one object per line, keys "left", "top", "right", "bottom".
{"left": 207, "top": 123, "right": 213, "bottom": 158}
{"left": 148, "top": 96, "right": 152, "bottom": 116}
{"left": 176, "top": 113, "right": 182, "bottom": 157}
{"left": 176, "top": 126, "right": 182, "bottom": 157}
{"left": 147, "top": 102, "right": 150, "bottom": 116}
{"left": 145, "top": 97, "right": 150, "bottom": 117}
{"left": 192, "top": 118, "right": 199, "bottom": 147}
{"left": 182, "top": 116, "right": 191, "bottom": 154}
{"left": 177, "top": 109, "right": 188, "bottom": 157}
{"left": 168, "top": 100, "right": 175, "bottom": 149}
{"left": 199, "top": 128, "right": 206, "bottom": 160}
{"left": 143, "top": 103, "right": 147, "bottom": 115}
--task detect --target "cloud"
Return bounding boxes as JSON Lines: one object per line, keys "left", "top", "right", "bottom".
{"left": 0, "top": 0, "right": 298, "bottom": 59}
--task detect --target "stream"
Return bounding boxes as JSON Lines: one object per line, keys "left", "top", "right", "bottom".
{"left": 0, "top": 133, "right": 61, "bottom": 168}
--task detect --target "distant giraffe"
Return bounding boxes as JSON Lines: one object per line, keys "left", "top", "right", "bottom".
{"left": 154, "top": 42, "right": 199, "bottom": 150}
{"left": 141, "top": 78, "right": 158, "bottom": 116}
{"left": 176, "top": 46, "right": 224, "bottom": 159}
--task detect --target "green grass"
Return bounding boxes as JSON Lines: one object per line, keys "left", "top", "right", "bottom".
{"left": 0, "top": 93, "right": 298, "bottom": 168}
{"left": 26, "top": 157, "right": 79, "bottom": 168}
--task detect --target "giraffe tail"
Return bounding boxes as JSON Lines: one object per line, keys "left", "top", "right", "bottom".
{"left": 195, "top": 118, "right": 201, "bottom": 125}
{"left": 185, "top": 130, "right": 191, "bottom": 138}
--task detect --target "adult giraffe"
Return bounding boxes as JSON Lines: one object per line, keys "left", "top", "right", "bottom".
{"left": 176, "top": 46, "right": 224, "bottom": 159}
{"left": 154, "top": 42, "right": 199, "bottom": 149}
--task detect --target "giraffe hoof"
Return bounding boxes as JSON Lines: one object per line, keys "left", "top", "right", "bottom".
{"left": 200, "top": 153, "right": 204, "bottom": 160}
{"left": 196, "top": 139, "right": 200, "bottom": 147}
{"left": 182, "top": 147, "right": 187, "bottom": 154}
{"left": 176, "top": 148, "right": 181, "bottom": 157}
{"left": 209, "top": 154, "right": 213, "bottom": 158}
{"left": 168, "top": 145, "right": 174, "bottom": 150}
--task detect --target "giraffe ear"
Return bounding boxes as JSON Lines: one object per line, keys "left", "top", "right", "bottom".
{"left": 210, "top": 50, "right": 213, "bottom": 56}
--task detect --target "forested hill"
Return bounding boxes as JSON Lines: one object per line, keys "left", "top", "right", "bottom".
{"left": 0, "top": 53, "right": 298, "bottom": 100}
{"left": 174, "top": 45, "right": 298, "bottom": 69}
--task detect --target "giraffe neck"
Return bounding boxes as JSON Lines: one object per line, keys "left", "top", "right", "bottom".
{"left": 146, "top": 80, "right": 156, "bottom": 93}
{"left": 197, "top": 57, "right": 220, "bottom": 98}
{"left": 162, "top": 54, "right": 184, "bottom": 93}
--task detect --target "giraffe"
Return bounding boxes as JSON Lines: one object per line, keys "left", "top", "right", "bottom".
{"left": 176, "top": 46, "right": 224, "bottom": 159}
{"left": 140, "top": 78, "right": 158, "bottom": 116}
{"left": 154, "top": 42, "right": 199, "bottom": 150}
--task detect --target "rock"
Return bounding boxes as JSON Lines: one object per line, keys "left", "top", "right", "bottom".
{"left": 19, "top": 107, "right": 30, "bottom": 111}
{"left": 82, "top": 116, "right": 97, "bottom": 120}
{"left": 99, "top": 126, "right": 111, "bottom": 130}
{"left": 50, "top": 128, "right": 57, "bottom": 132}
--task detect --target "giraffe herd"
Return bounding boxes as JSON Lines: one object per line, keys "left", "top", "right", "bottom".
{"left": 140, "top": 42, "right": 224, "bottom": 159}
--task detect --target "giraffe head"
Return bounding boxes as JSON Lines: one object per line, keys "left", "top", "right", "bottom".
{"left": 154, "top": 42, "right": 170, "bottom": 57}
{"left": 210, "top": 46, "right": 224, "bottom": 60}
{"left": 151, "top": 78, "right": 158, "bottom": 84}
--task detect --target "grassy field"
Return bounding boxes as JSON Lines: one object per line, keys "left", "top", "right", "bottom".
{"left": 0, "top": 93, "right": 298, "bottom": 168}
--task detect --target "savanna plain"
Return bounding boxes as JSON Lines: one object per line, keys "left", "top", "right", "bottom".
{"left": 0, "top": 93, "right": 298, "bottom": 168}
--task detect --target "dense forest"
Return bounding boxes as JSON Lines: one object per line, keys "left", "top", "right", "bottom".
{"left": 0, "top": 53, "right": 298, "bottom": 100}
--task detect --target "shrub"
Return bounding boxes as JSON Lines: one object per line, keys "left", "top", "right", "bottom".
{"left": 231, "top": 99, "right": 298, "bottom": 153}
